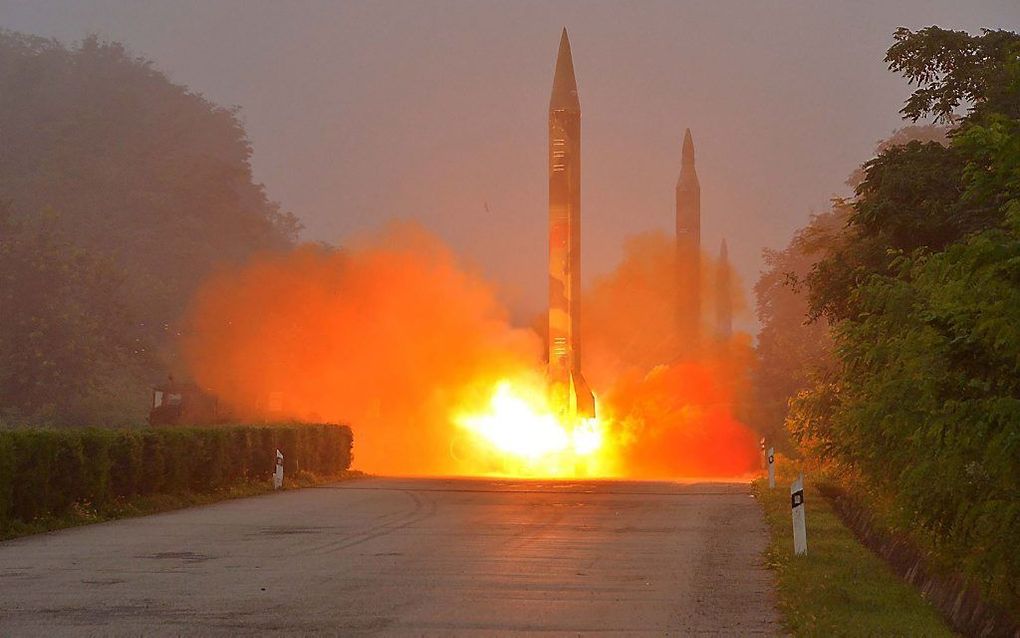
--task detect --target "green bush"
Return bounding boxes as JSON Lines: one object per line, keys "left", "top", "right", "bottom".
{"left": 0, "top": 423, "right": 352, "bottom": 532}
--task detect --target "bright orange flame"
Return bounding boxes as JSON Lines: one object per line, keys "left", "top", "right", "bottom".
{"left": 183, "top": 225, "right": 759, "bottom": 479}
{"left": 452, "top": 379, "right": 611, "bottom": 477}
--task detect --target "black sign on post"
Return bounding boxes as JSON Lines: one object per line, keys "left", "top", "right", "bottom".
{"left": 767, "top": 447, "right": 775, "bottom": 489}
{"left": 791, "top": 474, "right": 807, "bottom": 555}
{"left": 791, "top": 489, "right": 804, "bottom": 509}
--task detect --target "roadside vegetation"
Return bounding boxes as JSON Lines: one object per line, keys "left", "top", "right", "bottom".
{"left": 0, "top": 470, "right": 362, "bottom": 542}
{"left": 750, "top": 26, "right": 1020, "bottom": 630}
{"left": 753, "top": 471, "right": 951, "bottom": 637}
{"left": 0, "top": 32, "right": 364, "bottom": 542}
{"left": 0, "top": 424, "right": 353, "bottom": 540}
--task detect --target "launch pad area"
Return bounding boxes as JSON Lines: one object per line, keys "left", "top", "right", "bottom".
{"left": 0, "top": 476, "right": 779, "bottom": 635}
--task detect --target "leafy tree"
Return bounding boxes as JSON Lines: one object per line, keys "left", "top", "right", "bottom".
{"left": 752, "top": 125, "right": 947, "bottom": 450}
{"left": 0, "top": 30, "right": 300, "bottom": 372}
{"left": 0, "top": 203, "right": 145, "bottom": 424}
{"left": 845, "top": 124, "right": 949, "bottom": 189}
{"left": 887, "top": 26, "right": 1020, "bottom": 122}
{"left": 828, "top": 199, "right": 1020, "bottom": 599}
{"left": 751, "top": 205, "right": 846, "bottom": 451}
{"left": 786, "top": 26, "right": 1020, "bottom": 607}
{"left": 807, "top": 140, "right": 979, "bottom": 322}
{"left": 0, "top": 30, "right": 302, "bottom": 423}
{"left": 803, "top": 27, "right": 1019, "bottom": 323}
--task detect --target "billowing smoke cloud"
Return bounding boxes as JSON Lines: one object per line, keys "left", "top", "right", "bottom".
{"left": 184, "top": 223, "right": 541, "bottom": 475}
{"left": 584, "top": 230, "right": 759, "bottom": 477}
{"left": 184, "top": 225, "right": 758, "bottom": 477}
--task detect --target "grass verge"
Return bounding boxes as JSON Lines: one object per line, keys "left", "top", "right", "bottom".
{"left": 753, "top": 475, "right": 952, "bottom": 637}
{"left": 1, "top": 469, "right": 364, "bottom": 541}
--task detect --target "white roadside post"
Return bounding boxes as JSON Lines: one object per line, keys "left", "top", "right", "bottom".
{"left": 760, "top": 437, "right": 766, "bottom": 469}
{"left": 767, "top": 447, "right": 775, "bottom": 489}
{"left": 273, "top": 449, "right": 284, "bottom": 490}
{"left": 791, "top": 474, "right": 807, "bottom": 555}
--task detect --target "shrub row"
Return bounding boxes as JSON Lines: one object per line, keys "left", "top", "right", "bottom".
{"left": 0, "top": 423, "right": 352, "bottom": 528}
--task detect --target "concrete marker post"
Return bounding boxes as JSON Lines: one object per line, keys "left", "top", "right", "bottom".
{"left": 273, "top": 449, "right": 284, "bottom": 490}
{"left": 791, "top": 473, "right": 807, "bottom": 555}
{"left": 767, "top": 447, "right": 775, "bottom": 489}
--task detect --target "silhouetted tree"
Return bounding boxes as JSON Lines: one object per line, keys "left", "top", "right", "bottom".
{"left": 751, "top": 205, "right": 846, "bottom": 453}
{"left": 0, "top": 203, "right": 145, "bottom": 424}
{"left": 887, "top": 26, "right": 1020, "bottom": 122}
{"left": 0, "top": 31, "right": 299, "bottom": 364}
{"left": 0, "top": 30, "right": 302, "bottom": 423}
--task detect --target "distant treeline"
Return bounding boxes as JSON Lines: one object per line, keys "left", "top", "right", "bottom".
{"left": 0, "top": 423, "right": 352, "bottom": 534}
{"left": 750, "top": 27, "right": 1019, "bottom": 614}
{"left": 0, "top": 30, "right": 301, "bottom": 426}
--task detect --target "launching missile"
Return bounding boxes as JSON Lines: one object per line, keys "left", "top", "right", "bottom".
{"left": 548, "top": 29, "right": 595, "bottom": 421}
{"left": 715, "top": 238, "right": 732, "bottom": 341}
{"left": 676, "top": 128, "right": 701, "bottom": 349}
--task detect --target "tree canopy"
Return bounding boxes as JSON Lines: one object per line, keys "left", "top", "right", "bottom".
{"left": 887, "top": 26, "right": 1020, "bottom": 122}
{"left": 0, "top": 30, "right": 300, "bottom": 424}
{"left": 768, "top": 26, "right": 1020, "bottom": 608}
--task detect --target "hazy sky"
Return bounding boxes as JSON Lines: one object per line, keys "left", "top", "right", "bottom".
{"left": 3, "top": 0, "right": 1018, "bottom": 326}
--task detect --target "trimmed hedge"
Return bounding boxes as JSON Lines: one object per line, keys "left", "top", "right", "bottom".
{"left": 0, "top": 423, "right": 352, "bottom": 529}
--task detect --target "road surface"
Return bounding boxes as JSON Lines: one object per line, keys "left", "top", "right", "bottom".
{"left": 0, "top": 477, "right": 779, "bottom": 636}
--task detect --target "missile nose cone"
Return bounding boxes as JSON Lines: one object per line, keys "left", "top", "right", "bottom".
{"left": 677, "top": 128, "right": 698, "bottom": 190}
{"left": 550, "top": 28, "right": 580, "bottom": 112}
{"left": 682, "top": 128, "right": 695, "bottom": 166}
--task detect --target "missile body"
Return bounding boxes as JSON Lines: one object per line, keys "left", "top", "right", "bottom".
{"left": 676, "top": 128, "right": 701, "bottom": 350}
{"left": 715, "top": 238, "right": 732, "bottom": 341}
{"left": 548, "top": 29, "right": 595, "bottom": 420}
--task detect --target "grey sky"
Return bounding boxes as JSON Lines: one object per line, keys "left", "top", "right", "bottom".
{"left": 2, "top": 0, "right": 1017, "bottom": 326}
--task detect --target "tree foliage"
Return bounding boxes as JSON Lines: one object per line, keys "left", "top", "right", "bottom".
{"left": 752, "top": 124, "right": 948, "bottom": 450}
{"left": 887, "top": 26, "right": 1020, "bottom": 123}
{"left": 0, "top": 30, "right": 299, "bottom": 347}
{"left": 829, "top": 203, "right": 1020, "bottom": 597}
{"left": 845, "top": 124, "right": 949, "bottom": 190}
{"left": 784, "top": 26, "right": 1020, "bottom": 606}
{"left": 0, "top": 30, "right": 300, "bottom": 423}
{"left": 0, "top": 203, "right": 144, "bottom": 424}
{"left": 751, "top": 205, "right": 845, "bottom": 451}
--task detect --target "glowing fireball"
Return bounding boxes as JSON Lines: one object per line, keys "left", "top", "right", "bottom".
{"left": 453, "top": 380, "right": 609, "bottom": 476}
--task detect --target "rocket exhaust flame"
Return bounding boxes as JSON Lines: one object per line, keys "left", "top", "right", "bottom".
{"left": 459, "top": 382, "right": 570, "bottom": 459}
{"left": 453, "top": 380, "right": 608, "bottom": 477}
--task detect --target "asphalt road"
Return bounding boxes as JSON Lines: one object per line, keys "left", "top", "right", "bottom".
{"left": 0, "top": 477, "right": 780, "bottom": 636}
